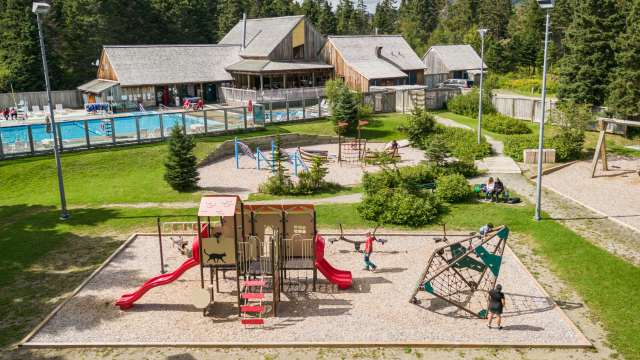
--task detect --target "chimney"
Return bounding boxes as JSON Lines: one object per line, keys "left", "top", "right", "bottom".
{"left": 375, "top": 27, "right": 378, "bottom": 35}
{"left": 375, "top": 46, "right": 382, "bottom": 57}
{"left": 242, "top": 13, "right": 247, "bottom": 51}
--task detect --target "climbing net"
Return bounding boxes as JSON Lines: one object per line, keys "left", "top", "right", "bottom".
{"left": 340, "top": 143, "right": 362, "bottom": 167}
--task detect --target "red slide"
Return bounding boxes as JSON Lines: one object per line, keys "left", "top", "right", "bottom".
{"left": 315, "top": 233, "right": 353, "bottom": 289}
{"left": 115, "top": 225, "right": 208, "bottom": 309}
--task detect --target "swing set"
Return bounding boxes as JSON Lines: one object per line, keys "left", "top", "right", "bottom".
{"left": 590, "top": 119, "right": 640, "bottom": 177}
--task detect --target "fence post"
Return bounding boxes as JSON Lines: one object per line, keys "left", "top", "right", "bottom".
{"left": 286, "top": 100, "right": 290, "bottom": 121}
{"left": 243, "top": 108, "right": 247, "bottom": 130}
{"left": 27, "top": 125, "right": 35, "bottom": 155}
{"left": 302, "top": 98, "right": 306, "bottom": 121}
{"left": 84, "top": 120, "right": 91, "bottom": 149}
{"left": 0, "top": 131, "right": 4, "bottom": 158}
{"left": 135, "top": 116, "right": 140, "bottom": 144}
{"left": 182, "top": 113, "right": 187, "bottom": 135}
{"left": 159, "top": 114, "right": 164, "bottom": 140}
{"left": 224, "top": 109, "right": 228, "bottom": 132}
{"left": 269, "top": 102, "right": 273, "bottom": 124}
{"left": 57, "top": 123, "right": 63, "bottom": 150}
{"left": 531, "top": 100, "right": 536, "bottom": 122}
{"left": 203, "top": 110, "right": 208, "bottom": 135}
{"left": 110, "top": 118, "right": 116, "bottom": 145}
{"left": 319, "top": 98, "right": 322, "bottom": 118}
{"left": 511, "top": 98, "right": 515, "bottom": 117}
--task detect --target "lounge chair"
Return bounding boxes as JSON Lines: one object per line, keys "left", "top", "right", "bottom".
{"left": 14, "top": 141, "right": 26, "bottom": 152}
{"left": 32, "top": 106, "right": 43, "bottom": 117}
{"left": 152, "top": 128, "right": 162, "bottom": 138}
{"left": 55, "top": 104, "right": 68, "bottom": 115}
{"left": 164, "top": 126, "right": 174, "bottom": 137}
{"left": 276, "top": 113, "right": 282, "bottom": 121}
{"left": 43, "top": 105, "right": 52, "bottom": 115}
{"left": 139, "top": 129, "right": 148, "bottom": 139}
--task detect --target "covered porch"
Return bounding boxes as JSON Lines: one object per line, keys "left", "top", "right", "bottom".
{"left": 226, "top": 60, "right": 334, "bottom": 91}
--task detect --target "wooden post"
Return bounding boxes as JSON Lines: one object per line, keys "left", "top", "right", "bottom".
{"left": 531, "top": 100, "right": 536, "bottom": 122}
{"left": 312, "top": 72, "right": 315, "bottom": 87}
{"left": 260, "top": 75, "right": 264, "bottom": 91}
{"left": 269, "top": 74, "right": 273, "bottom": 90}
{"left": 284, "top": 74, "right": 287, "bottom": 89}
{"left": 313, "top": 210, "right": 317, "bottom": 292}
{"left": 590, "top": 125, "right": 607, "bottom": 178}
{"left": 599, "top": 119, "right": 608, "bottom": 171}
{"left": 247, "top": 74, "right": 251, "bottom": 90}
{"left": 157, "top": 218, "right": 165, "bottom": 274}
{"left": 511, "top": 98, "right": 515, "bottom": 117}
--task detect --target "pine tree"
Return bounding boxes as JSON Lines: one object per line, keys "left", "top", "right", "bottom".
{"left": 270, "top": 133, "right": 291, "bottom": 190}
{"left": 332, "top": 86, "right": 359, "bottom": 134}
{"left": 163, "top": 125, "right": 200, "bottom": 191}
{"left": 309, "top": 155, "right": 328, "bottom": 188}
{"left": 608, "top": 0, "right": 640, "bottom": 119}
{"left": 317, "top": 0, "right": 337, "bottom": 35}
{"left": 218, "top": 0, "right": 244, "bottom": 39}
{"left": 479, "top": 0, "right": 512, "bottom": 40}
{"left": 336, "top": 0, "right": 356, "bottom": 34}
{"left": 557, "top": 0, "right": 626, "bottom": 106}
{"left": 300, "top": 0, "right": 321, "bottom": 24}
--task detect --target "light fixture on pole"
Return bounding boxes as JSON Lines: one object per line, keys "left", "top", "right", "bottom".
{"left": 32, "top": 2, "right": 70, "bottom": 220}
{"left": 533, "top": 0, "right": 554, "bottom": 221}
{"left": 476, "top": 29, "right": 489, "bottom": 144}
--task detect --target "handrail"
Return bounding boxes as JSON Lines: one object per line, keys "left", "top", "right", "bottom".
{"left": 158, "top": 104, "right": 171, "bottom": 112}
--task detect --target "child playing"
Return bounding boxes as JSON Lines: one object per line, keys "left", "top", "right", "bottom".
{"left": 479, "top": 223, "right": 494, "bottom": 240}
{"left": 363, "top": 231, "right": 377, "bottom": 272}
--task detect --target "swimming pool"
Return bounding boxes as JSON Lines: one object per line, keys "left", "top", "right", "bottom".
{"left": 0, "top": 112, "right": 222, "bottom": 145}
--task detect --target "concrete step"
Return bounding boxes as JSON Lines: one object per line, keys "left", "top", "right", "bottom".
{"left": 483, "top": 157, "right": 522, "bottom": 174}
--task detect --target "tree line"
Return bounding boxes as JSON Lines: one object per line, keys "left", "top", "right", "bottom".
{"left": 1, "top": 0, "right": 640, "bottom": 118}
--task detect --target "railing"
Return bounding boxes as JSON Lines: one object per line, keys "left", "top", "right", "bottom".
{"left": 222, "top": 87, "right": 326, "bottom": 106}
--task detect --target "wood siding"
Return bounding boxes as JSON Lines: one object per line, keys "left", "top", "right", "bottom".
{"left": 97, "top": 50, "right": 118, "bottom": 81}
{"left": 120, "top": 86, "right": 156, "bottom": 107}
{"left": 422, "top": 49, "right": 450, "bottom": 75}
{"left": 0, "top": 90, "right": 83, "bottom": 109}
{"left": 268, "top": 19, "right": 327, "bottom": 61}
{"left": 320, "top": 40, "right": 371, "bottom": 91}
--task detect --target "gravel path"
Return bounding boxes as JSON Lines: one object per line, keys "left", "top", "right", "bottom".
{"left": 197, "top": 143, "right": 426, "bottom": 196}
{"left": 27, "top": 234, "right": 583, "bottom": 345}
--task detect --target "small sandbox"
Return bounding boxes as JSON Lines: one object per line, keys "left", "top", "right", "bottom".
{"left": 22, "top": 233, "right": 589, "bottom": 348}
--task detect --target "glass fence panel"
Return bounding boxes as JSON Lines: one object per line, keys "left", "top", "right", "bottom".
{"left": 59, "top": 121, "right": 89, "bottom": 149}
{"left": 288, "top": 100, "right": 304, "bottom": 121}
{"left": 0, "top": 125, "right": 31, "bottom": 155}
{"left": 86, "top": 119, "right": 110, "bottom": 145}
{"left": 268, "top": 102, "right": 288, "bottom": 122}
{"left": 184, "top": 111, "right": 205, "bottom": 135}
{"left": 226, "top": 107, "right": 245, "bottom": 130}
{"left": 112, "top": 116, "right": 139, "bottom": 143}
{"left": 31, "top": 124, "right": 51, "bottom": 152}
{"left": 250, "top": 106, "right": 265, "bottom": 128}
{"left": 303, "top": 99, "right": 320, "bottom": 120}
{"left": 205, "top": 110, "right": 226, "bottom": 133}
{"left": 138, "top": 114, "right": 162, "bottom": 140}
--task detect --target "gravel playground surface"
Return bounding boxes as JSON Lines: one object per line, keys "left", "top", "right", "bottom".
{"left": 541, "top": 157, "right": 640, "bottom": 232}
{"left": 26, "top": 234, "right": 584, "bottom": 346}
{"left": 197, "top": 143, "right": 426, "bottom": 196}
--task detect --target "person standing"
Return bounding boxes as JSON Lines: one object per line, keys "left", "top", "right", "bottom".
{"left": 363, "top": 231, "right": 377, "bottom": 272}
{"left": 487, "top": 284, "right": 506, "bottom": 329}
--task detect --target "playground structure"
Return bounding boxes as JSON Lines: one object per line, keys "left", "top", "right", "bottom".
{"left": 590, "top": 118, "right": 640, "bottom": 177}
{"left": 409, "top": 225, "right": 510, "bottom": 319}
{"left": 327, "top": 221, "right": 388, "bottom": 251}
{"left": 235, "top": 137, "right": 309, "bottom": 175}
{"left": 115, "top": 195, "right": 353, "bottom": 327}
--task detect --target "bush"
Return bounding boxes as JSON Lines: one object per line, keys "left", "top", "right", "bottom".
{"left": 446, "top": 87, "right": 496, "bottom": 118}
{"left": 435, "top": 124, "right": 492, "bottom": 160}
{"left": 395, "top": 107, "right": 436, "bottom": 148}
{"left": 549, "top": 132, "right": 585, "bottom": 161}
{"left": 163, "top": 125, "right": 199, "bottom": 191}
{"left": 435, "top": 174, "right": 471, "bottom": 203}
{"left": 482, "top": 114, "right": 532, "bottom": 135}
{"left": 331, "top": 86, "right": 359, "bottom": 134}
{"left": 503, "top": 134, "right": 548, "bottom": 162}
{"left": 357, "top": 189, "right": 441, "bottom": 227}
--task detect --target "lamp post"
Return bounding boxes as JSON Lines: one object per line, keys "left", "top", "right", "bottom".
{"left": 33, "top": 2, "right": 69, "bottom": 220}
{"left": 476, "top": 29, "right": 489, "bottom": 144}
{"left": 533, "top": 0, "right": 554, "bottom": 221}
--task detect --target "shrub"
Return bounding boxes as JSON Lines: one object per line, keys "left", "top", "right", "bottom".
{"left": 395, "top": 107, "right": 436, "bottom": 148}
{"left": 549, "top": 132, "right": 585, "bottom": 161}
{"left": 503, "top": 134, "right": 547, "bottom": 162}
{"left": 435, "top": 124, "right": 492, "bottom": 160}
{"left": 357, "top": 189, "right": 441, "bottom": 227}
{"left": 331, "top": 86, "right": 359, "bottom": 134}
{"left": 435, "top": 174, "right": 471, "bottom": 203}
{"left": 482, "top": 114, "right": 532, "bottom": 135}
{"left": 163, "top": 125, "right": 199, "bottom": 191}
{"left": 446, "top": 87, "right": 496, "bottom": 118}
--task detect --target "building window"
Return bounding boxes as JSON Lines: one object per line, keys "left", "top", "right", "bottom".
{"left": 453, "top": 71, "right": 463, "bottom": 79}
{"left": 371, "top": 80, "right": 381, "bottom": 86}
{"left": 394, "top": 78, "right": 404, "bottom": 86}
{"left": 408, "top": 72, "right": 417, "bottom": 85}
{"left": 293, "top": 45, "right": 304, "bottom": 59}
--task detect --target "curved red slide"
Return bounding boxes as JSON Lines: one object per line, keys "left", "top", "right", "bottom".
{"left": 315, "top": 233, "right": 352, "bottom": 289}
{"left": 115, "top": 225, "right": 207, "bottom": 309}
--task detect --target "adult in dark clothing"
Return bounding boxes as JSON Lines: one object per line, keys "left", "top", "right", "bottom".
{"left": 491, "top": 178, "right": 504, "bottom": 202}
{"left": 487, "top": 284, "right": 506, "bottom": 329}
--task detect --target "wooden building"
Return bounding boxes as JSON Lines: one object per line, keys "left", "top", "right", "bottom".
{"left": 320, "top": 35, "right": 426, "bottom": 92}
{"left": 422, "top": 45, "right": 487, "bottom": 88}
{"left": 219, "top": 15, "right": 334, "bottom": 90}
{"left": 77, "top": 44, "right": 242, "bottom": 108}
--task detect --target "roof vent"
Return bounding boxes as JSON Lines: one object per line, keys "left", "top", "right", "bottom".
{"left": 375, "top": 46, "right": 382, "bottom": 57}
{"left": 242, "top": 13, "right": 247, "bottom": 51}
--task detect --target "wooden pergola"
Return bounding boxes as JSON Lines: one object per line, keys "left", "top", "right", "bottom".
{"left": 590, "top": 118, "right": 640, "bottom": 177}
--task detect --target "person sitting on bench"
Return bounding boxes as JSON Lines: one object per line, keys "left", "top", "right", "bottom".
{"left": 491, "top": 178, "right": 504, "bottom": 202}
{"left": 485, "top": 177, "right": 495, "bottom": 202}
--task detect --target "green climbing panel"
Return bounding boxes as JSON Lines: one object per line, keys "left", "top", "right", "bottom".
{"left": 448, "top": 244, "right": 486, "bottom": 272}
{"left": 423, "top": 281, "right": 434, "bottom": 294}
{"left": 496, "top": 227, "right": 510, "bottom": 240}
{"left": 478, "top": 309, "right": 487, "bottom": 318}
{"left": 475, "top": 245, "right": 502, "bottom": 277}
{"left": 449, "top": 243, "right": 466, "bottom": 260}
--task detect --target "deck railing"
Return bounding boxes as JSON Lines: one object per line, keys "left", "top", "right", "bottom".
{"left": 221, "top": 87, "right": 326, "bottom": 106}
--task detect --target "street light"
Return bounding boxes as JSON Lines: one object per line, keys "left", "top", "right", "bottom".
{"left": 533, "top": 0, "right": 554, "bottom": 221}
{"left": 476, "top": 29, "right": 489, "bottom": 144}
{"left": 33, "top": 2, "right": 70, "bottom": 220}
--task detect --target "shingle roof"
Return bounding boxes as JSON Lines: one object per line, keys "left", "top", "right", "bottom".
{"left": 218, "top": 16, "right": 304, "bottom": 58}
{"left": 77, "top": 79, "right": 119, "bottom": 93}
{"left": 328, "top": 35, "right": 426, "bottom": 80}
{"left": 103, "top": 45, "right": 242, "bottom": 86}
{"left": 225, "top": 59, "right": 333, "bottom": 72}
{"left": 423, "top": 45, "right": 488, "bottom": 72}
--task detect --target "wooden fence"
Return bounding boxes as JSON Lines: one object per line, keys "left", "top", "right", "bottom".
{"left": 221, "top": 87, "right": 326, "bottom": 107}
{"left": 491, "top": 96, "right": 557, "bottom": 123}
{"left": 397, "top": 88, "right": 461, "bottom": 112}
{"left": 0, "top": 90, "right": 83, "bottom": 110}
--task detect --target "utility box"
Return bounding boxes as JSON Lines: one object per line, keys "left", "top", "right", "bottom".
{"left": 523, "top": 149, "right": 556, "bottom": 164}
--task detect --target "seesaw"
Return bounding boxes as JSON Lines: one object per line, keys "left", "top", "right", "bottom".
{"left": 327, "top": 222, "right": 388, "bottom": 251}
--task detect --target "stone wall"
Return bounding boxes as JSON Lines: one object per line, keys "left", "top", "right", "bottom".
{"left": 198, "top": 133, "right": 356, "bottom": 166}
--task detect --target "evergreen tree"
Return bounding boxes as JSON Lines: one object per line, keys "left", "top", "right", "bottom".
{"left": 218, "top": 0, "right": 244, "bottom": 39}
{"left": 317, "top": 0, "right": 337, "bottom": 35}
{"left": 479, "top": 0, "right": 512, "bottom": 40}
{"left": 336, "top": 0, "right": 356, "bottom": 34}
{"left": 300, "top": 0, "right": 321, "bottom": 24}
{"left": 608, "top": 0, "right": 640, "bottom": 119}
{"left": 332, "top": 86, "right": 359, "bottom": 134}
{"left": 373, "top": 0, "right": 396, "bottom": 34}
{"left": 270, "top": 133, "right": 291, "bottom": 190}
{"left": 309, "top": 155, "right": 328, "bottom": 188}
{"left": 557, "top": 0, "right": 626, "bottom": 105}
{"left": 163, "top": 125, "right": 200, "bottom": 191}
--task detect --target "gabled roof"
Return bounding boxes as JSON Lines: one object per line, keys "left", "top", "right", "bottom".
{"left": 328, "top": 35, "right": 426, "bottom": 80}
{"left": 225, "top": 59, "right": 333, "bottom": 73}
{"left": 77, "top": 79, "right": 119, "bottom": 94}
{"left": 218, "top": 15, "right": 305, "bottom": 58}
{"left": 102, "top": 45, "right": 242, "bottom": 86}
{"left": 423, "top": 45, "right": 488, "bottom": 72}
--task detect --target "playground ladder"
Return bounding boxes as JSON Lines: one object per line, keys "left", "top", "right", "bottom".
{"left": 240, "top": 280, "right": 265, "bottom": 327}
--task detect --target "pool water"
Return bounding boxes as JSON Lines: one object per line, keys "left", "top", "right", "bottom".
{"left": 0, "top": 113, "right": 221, "bottom": 145}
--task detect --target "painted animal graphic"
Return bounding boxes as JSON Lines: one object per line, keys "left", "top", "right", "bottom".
{"left": 203, "top": 250, "right": 227, "bottom": 263}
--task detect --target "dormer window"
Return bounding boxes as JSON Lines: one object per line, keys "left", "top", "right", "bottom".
{"left": 293, "top": 44, "right": 304, "bottom": 59}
